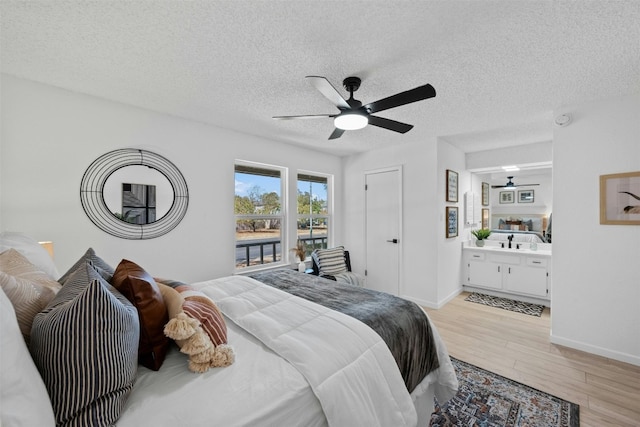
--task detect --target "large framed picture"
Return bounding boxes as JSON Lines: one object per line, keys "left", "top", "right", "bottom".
{"left": 518, "top": 190, "right": 534, "bottom": 203}
{"left": 600, "top": 171, "right": 640, "bottom": 225}
{"left": 481, "top": 182, "right": 490, "bottom": 206}
{"left": 446, "top": 206, "right": 458, "bottom": 238}
{"left": 481, "top": 208, "right": 489, "bottom": 229}
{"left": 446, "top": 170, "right": 458, "bottom": 202}
{"left": 499, "top": 191, "right": 514, "bottom": 204}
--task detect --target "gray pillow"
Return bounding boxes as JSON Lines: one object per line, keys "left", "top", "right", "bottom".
{"left": 314, "top": 246, "right": 347, "bottom": 276}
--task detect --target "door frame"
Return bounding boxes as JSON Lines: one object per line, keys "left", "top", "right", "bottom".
{"left": 364, "top": 165, "right": 403, "bottom": 295}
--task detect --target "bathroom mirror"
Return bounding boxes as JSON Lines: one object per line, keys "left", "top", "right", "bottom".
{"left": 80, "top": 149, "right": 189, "bottom": 239}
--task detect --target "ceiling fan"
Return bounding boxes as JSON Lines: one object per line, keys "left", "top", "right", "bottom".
{"left": 273, "top": 76, "right": 436, "bottom": 140}
{"left": 491, "top": 176, "right": 540, "bottom": 189}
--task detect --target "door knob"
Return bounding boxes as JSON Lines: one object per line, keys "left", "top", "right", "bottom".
{"left": 386, "top": 239, "right": 399, "bottom": 244}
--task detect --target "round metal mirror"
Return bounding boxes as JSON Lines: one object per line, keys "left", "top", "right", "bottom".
{"left": 80, "top": 149, "right": 189, "bottom": 239}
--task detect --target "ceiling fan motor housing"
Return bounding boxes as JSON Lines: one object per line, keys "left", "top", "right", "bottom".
{"left": 342, "top": 76, "right": 362, "bottom": 93}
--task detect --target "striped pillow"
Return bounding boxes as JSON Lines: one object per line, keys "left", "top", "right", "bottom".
{"left": 30, "top": 262, "right": 139, "bottom": 426}
{"left": 173, "top": 284, "right": 228, "bottom": 346}
{"left": 0, "top": 249, "right": 61, "bottom": 343}
{"left": 57, "top": 247, "right": 114, "bottom": 285}
{"left": 314, "top": 246, "right": 348, "bottom": 276}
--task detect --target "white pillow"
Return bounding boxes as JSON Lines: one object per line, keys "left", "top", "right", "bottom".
{"left": 0, "top": 232, "right": 60, "bottom": 280}
{"left": 0, "top": 287, "right": 55, "bottom": 426}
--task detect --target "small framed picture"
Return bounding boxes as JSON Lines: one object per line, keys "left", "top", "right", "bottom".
{"left": 446, "top": 206, "right": 458, "bottom": 238}
{"left": 518, "top": 190, "right": 534, "bottom": 203}
{"left": 481, "top": 208, "right": 489, "bottom": 229}
{"left": 446, "top": 170, "right": 458, "bottom": 203}
{"left": 600, "top": 171, "right": 640, "bottom": 225}
{"left": 499, "top": 191, "right": 514, "bottom": 204}
{"left": 481, "top": 182, "right": 490, "bottom": 206}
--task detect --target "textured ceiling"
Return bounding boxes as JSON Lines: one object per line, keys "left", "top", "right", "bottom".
{"left": 2, "top": 1, "right": 639, "bottom": 156}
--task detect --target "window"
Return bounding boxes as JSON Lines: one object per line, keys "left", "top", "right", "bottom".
{"left": 235, "top": 162, "right": 285, "bottom": 269}
{"left": 297, "top": 173, "right": 330, "bottom": 258}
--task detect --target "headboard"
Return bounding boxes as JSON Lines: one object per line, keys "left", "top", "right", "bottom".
{"left": 491, "top": 214, "right": 547, "bottom": 233}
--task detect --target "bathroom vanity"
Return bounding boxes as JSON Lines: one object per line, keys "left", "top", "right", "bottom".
{"left": 462, "top": 241, "right": 552, "bottom": 306}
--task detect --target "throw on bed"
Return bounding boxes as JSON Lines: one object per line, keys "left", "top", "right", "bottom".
{"left": 249, "top": 269, "right": 439, "bottom": 393}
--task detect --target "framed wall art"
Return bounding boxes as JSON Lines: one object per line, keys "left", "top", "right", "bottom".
{"left": 446, "top": 169, "right": 458, "bottom": 202}
{"left": 499, "top": 191, "right": 514, "bottom": 204}
{"left": 600, "top": 171, "right": 640, "bottom": 225}
{"left": 446, "top": 206, "right": 458, "bottom": 238}
{"left": 482, "top": 182, "right": 490, "bottom": 206}
{"left": 518, "top": 190, "right": 534, "bottom": 203}
{"left": 481, "top": 208, "right": 489, "bottom": 229}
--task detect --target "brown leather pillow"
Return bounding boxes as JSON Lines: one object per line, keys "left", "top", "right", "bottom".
{"left": 111, "top": 259, "right": 169, "bottom": 371}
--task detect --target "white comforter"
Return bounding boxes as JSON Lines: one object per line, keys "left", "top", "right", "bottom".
{"left": 203, "top": 275, "right": 417, "bottom": 427}
{"left": 118, "top": 275, "right": 457, "bottom": 427}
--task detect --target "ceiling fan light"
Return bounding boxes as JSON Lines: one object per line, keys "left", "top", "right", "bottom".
{"left": 334, "top": 112, "right": 368, "bottom": 130}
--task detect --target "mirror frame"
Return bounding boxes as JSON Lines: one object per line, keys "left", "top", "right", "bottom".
{"left": 80, "top": 149, "right": 189, "bottom": 239}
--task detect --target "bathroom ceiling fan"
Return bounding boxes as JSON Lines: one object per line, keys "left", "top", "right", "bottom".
{"left": 491, "top": 176, "right": 540, "bottom": 189}
{"left": 272, "top": 76, "right": 436, "bottom": 140}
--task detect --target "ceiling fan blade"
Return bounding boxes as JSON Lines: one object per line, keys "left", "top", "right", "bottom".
{"left": 491, "top": 183, "right": 540, "bottom": 188}
{"left": 272, "top": 114, "right": 334, "bottom": 120}
{"left": 328, "top": 128, "right": 345, "bottom": 140}
{"left": 363, "top": 84, "right": 436, "bottom": 114}
{"left": 368, "top": 115, "right": 414, "bottom": 133}
{"left": 306, "top": 76, "right": 350, "bottom": 110}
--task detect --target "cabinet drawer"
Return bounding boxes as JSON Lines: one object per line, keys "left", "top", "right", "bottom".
{"left": 468, "top": 252, "right": 485, "bottom": 261}
{"left": 526, "top": 257, "right": 548, "bottom": 267}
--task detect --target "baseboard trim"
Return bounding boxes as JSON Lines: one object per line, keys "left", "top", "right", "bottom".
{"left": 550, "top": 333, "right": 640, "bottom": 367}
{"left": 403, "top": 288, "right": 462, "bottom": 309}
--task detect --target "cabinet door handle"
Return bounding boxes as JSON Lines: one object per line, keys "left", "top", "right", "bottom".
{"left": 498, "top": 266, "right": 500, "bottom": 273}
{"left": 532, "top": 261, "right": 541, "bottom": 264}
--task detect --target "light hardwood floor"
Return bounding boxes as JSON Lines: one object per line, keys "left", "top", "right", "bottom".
{"left": 424, "top": 292, "right": 640, "bottom": 427}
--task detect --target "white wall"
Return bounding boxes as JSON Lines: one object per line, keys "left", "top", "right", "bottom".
{"left": 552, "top": 93, "right": 640, "bottom": 366}
{"left": 342, "top": 136, "right": 466, "bottom": 307}
{"left": 437, "top": 139, "right": 468, "bottom": 306}
{"left": 0, "top": 75, "right": 343, "bottom": 282}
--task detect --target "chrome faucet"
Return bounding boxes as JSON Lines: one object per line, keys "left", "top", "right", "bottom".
{"left": 508, "top": 234, "right": 514, "bottom": 249}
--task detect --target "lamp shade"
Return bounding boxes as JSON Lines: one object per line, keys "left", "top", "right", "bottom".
{"left": 38, "top": 241, "right": 54, "bottom": 259}
{"left": 334, "top": 112, "right": 368, "bottom": 130}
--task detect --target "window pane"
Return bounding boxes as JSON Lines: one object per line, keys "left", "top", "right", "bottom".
{"left": 235, "top": 163, "right": 283, "bottom": 269}
{"left": 297, "top": 175, "right": 328, "bottom": 215}
{"left": 297, "top": 173, "right": 330, "bottom": 259}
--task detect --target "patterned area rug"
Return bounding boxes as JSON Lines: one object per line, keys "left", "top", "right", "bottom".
{"left": 430, "top": 358, "right": 579, "bottom": 427}
{"left": 464, "top": 292, "right": 545, "bottom": 317}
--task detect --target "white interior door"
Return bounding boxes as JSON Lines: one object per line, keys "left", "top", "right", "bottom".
{"left": 365, "top": 167, "right": 401, "bottom": 295}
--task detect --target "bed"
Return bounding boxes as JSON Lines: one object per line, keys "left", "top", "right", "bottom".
{"left": 489, "top": 214, "right": 549, "bottom": 243}
{"left": 0, "top": 233, "right": 458, "bottom": 427}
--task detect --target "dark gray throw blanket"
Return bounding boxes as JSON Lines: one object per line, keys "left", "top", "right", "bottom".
{"left": 248, "top": 269, "right": 439, "bottom": 393}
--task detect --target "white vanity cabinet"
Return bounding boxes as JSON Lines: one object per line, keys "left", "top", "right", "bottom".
{"left": 464, "top": 247, "right": 551, "bottom": 303}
